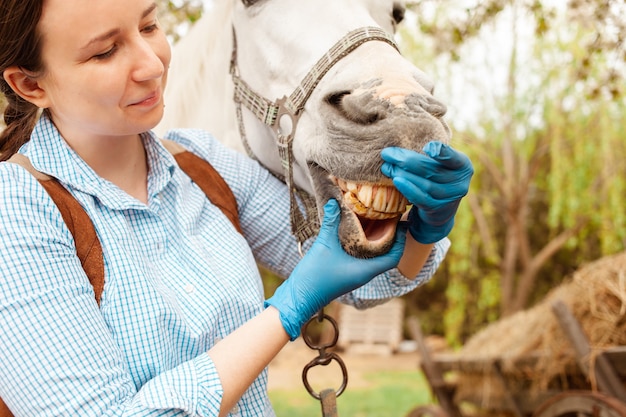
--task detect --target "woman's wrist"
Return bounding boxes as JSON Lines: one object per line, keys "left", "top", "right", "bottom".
{"left": 397, "top": 234, "right": 435, "bottom": 279}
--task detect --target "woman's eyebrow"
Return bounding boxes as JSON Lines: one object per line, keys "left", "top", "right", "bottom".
{"left": 81, "top": 29, "right": 120, "bottom": 50}
{"left": 80, "top": 3, "right": 158, "bottom": 51}
{"left": 142, "top": 2, "right": 158, "bottom": 19}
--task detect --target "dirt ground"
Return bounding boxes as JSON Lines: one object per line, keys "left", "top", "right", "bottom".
{"left": 267, "top": 338, "right": 422, "bottom": 391}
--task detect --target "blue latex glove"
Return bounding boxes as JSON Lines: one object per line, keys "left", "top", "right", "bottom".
{"left": 265, "top": 199, "right": 407, "bottom": 340}
{"left": 381, "top": 141, "right": 473, "bottom": 244}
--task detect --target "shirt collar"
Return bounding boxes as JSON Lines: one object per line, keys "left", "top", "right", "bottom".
{"left": 22, "top": 113, "right": 178, "bottom": 210}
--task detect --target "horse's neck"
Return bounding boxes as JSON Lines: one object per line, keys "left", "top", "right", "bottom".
{"left": 157, "top": 2, "right": 313, "bottom": 194}
{"left": 157, "top": 2, "right": 242, "bottom": 151}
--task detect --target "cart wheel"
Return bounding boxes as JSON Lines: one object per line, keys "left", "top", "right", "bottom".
{"left": 533, "top": 390, "right": 626, "bottom": 417}
{"left": 406, "top": 404, "right": 451, "bottom": 417}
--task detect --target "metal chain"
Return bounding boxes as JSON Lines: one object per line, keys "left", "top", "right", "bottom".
{"left": 301, "top": 309, "right": 348, "bottom": 417}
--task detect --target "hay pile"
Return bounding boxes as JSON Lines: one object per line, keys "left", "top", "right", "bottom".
{"left": 451, "top": 250, "right": 626, "bottom": 409}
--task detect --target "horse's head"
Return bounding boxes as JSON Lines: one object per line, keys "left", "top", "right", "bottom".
{"left": 159, "top": 0, "right": 451, "bottom": 258}
{"left": 232, "top": 0, "right": 451, "bottom": 258}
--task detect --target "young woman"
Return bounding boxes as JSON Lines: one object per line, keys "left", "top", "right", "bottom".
{"left": 0, "top": 0, "right": 473, "bottom": 415}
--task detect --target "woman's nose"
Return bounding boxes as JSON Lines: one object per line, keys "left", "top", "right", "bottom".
{"left": 131, "top": 38, "right": 165, "bottom": 82}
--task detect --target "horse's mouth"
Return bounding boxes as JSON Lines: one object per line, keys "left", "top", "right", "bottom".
{"left": 309, "top": 162, "right": 408, "bottom": 257}
{"left": 333, "top": 176, "right": 409, "bottom": 257}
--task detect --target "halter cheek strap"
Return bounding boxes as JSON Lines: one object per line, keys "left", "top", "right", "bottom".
{"left": 230, "top": 26, "right": 400, "bottom": 246}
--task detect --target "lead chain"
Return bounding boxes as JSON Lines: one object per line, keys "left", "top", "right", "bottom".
{"left": 301, "top": 309, "right": 348, "bottom": 417}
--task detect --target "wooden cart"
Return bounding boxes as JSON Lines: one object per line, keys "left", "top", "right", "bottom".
{"left": 406, "top": 301, "right": 626, "bottom": 417}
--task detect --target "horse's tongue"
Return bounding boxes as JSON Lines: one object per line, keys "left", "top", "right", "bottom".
{"left": 359, "top": 216, "right": 399, "bottom": 243}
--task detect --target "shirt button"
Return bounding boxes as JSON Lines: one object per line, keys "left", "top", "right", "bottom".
{"left": 231, "top": 404, "right": 240, "bottom": 414}
{"left": 184, "top": 284, "right": 195, "bottom": 294}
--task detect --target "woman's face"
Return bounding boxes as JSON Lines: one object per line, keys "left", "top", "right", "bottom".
{"left": 35, "top": 0, "right": 171, "bottom": 142}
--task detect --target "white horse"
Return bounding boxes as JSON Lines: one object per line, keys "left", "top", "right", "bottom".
{"left": 156, "top": 0, "right": 451, "bottom": 258}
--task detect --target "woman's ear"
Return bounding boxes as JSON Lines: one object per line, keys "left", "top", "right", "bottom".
{"left": 3, "top": 67, "right": 49, "bottom": 108}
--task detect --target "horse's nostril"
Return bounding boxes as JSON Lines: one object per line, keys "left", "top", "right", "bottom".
{"left": 326, "top": 91, "right": 351, "bottom": 108}
{"left": 409, "top": 95, "right": 448, "bottom": 119}
{"left": 326, "top": 90, "right": 383, "bottom": 125}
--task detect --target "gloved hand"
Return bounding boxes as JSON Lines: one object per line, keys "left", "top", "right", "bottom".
{"left": 381, "top": 141, "right": 473, "bottom": 244}
{"left": 265, "top": 199, "right": 406, "bottom": 340}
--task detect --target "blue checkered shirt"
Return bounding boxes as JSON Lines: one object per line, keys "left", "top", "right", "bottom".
{"left": 0, "top": 114, "right": 449, "bottom": 416}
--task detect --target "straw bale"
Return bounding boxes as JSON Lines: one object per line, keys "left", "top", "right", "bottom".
{"left": 450, "top": 251, "right": 626, "bottom": 409}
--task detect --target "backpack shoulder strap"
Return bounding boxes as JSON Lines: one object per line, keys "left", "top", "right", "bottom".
{"left": 6, "top": 154, "right": 106, "bottom": 304}
{"left": 0, "top": 400, "right": 11, "bottom": 417}
{"left": 161, "top": 139, "right": 242, "bottom": 234}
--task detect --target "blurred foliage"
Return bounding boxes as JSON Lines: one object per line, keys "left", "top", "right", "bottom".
{"left": 407, "top": 0, "right": 624, "bottom": 99}
{"left": 156, "top": 0, "right": 204, "bottom": 42}
{"left": 400, "top": 0, "right": 626, "bottom": 344}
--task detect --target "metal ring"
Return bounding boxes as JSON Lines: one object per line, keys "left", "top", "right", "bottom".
{"left": 301, "top": 353, "right": 349, "bottom": 400}
{"left": 301, "top": 312, "right": 339, "bottom": 350}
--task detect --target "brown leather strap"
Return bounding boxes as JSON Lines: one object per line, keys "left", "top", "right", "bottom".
{"left": 1, "top": 143, "right": 240, "bottom": 416}
{"left": 0, "top": 400, "right": 11, "bottom": 417}
{"left": 161, "top": 139, "right": 241, "bottom": 234}
{"left": 6, "top": 154, "right": 105, "bottom": 305}
{"left": 39, "top": 180, "right": 106, "bottom": 302}
{"left": 173, "top": 151, "right": 242, "bottom": 234}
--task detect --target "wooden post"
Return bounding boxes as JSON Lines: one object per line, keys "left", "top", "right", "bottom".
{"left": 551, "top": 300, "right": 626, "bottom": 402}
{"left": 407, "top": 317, "right": 463, "bottom": 417}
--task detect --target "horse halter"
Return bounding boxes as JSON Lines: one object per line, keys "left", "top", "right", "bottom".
{"left": 229, "top": 26, "right": 400, "bottom": 246}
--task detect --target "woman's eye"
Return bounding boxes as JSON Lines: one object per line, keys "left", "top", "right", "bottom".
{"left": 93, "top": 46, "right": 117, "bottom": 61}
{"left": 142, "top": 23, "right": 159, "bottom": 33}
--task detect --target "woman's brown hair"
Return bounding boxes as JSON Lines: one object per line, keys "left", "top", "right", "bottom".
{"left": 0, "top": 0, "right": 45, "bottom": 161}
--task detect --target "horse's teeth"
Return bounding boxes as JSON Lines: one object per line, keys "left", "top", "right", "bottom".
{"left": 385, "top": 189, "right": 396, "bottom": 211}
{"left": 357, "top": 184, "right": 373, "bottom": 207}
{"left": 337, "top": 178, "right": 408, "bottom": 219}
{"left": 373, "top": 185, "right": 386, "bottom": 211}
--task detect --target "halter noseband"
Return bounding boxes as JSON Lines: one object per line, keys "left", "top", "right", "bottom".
{"left": 230, "top": 27, "right": 400, "bottom": 246}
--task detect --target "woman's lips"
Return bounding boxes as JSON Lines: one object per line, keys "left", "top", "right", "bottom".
{"left": 130, "top": 90, "right": 160, "bottom": 107}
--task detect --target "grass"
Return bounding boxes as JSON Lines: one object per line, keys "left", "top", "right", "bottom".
{"left": 269, "top": 369, "right": 434, "bottom": 417}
